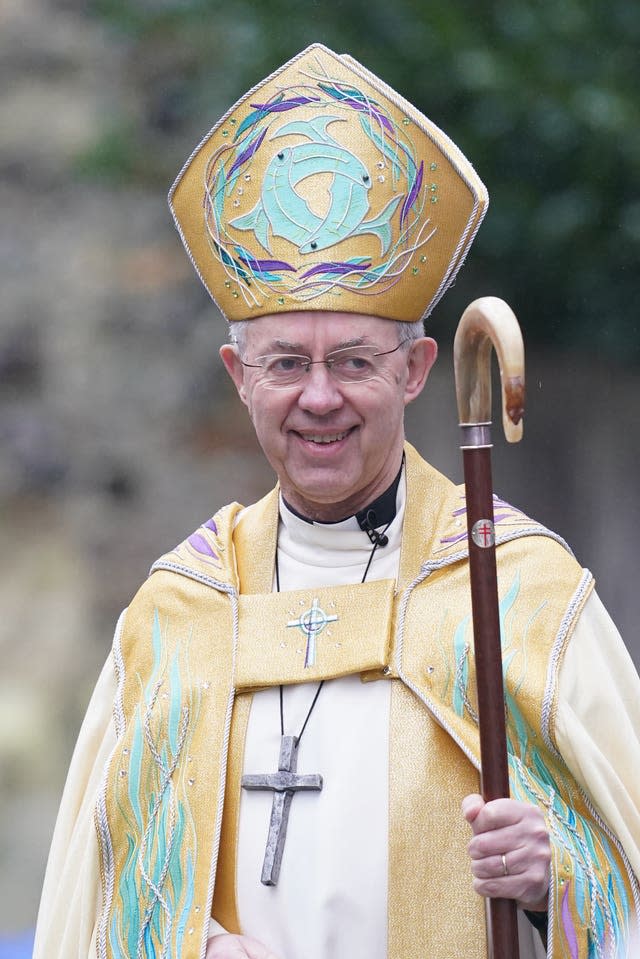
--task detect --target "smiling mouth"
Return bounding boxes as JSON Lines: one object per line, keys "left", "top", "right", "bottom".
{"left": 296, "top": 429, "right": 353, "bottom": 444}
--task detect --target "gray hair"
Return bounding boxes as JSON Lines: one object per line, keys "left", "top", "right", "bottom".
{"left": 228, "top": 320, "right": 250, "bottom": 352}
{"left": 398, "top": 319, "right": 425, "bottom": 343}
{"left": 227, "top": 317, "right": 425, "bottom": 353}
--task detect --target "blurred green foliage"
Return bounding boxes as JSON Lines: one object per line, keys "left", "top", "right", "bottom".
{"left": 85, "top": 0, "right": 640, "bottom": 362}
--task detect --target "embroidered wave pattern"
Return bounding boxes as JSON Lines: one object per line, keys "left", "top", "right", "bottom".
{"left": 508, "top": 741, "right": 636, "bottom": 957}
{"left": 500, "top": 583, "right": 636, "bottom": 956}
{"left": 434, "top": 569, "right": 523, "bottom": 725}
{"left": 109, "top": 611, "right": 201, "bottom": 958}
{"left": 436, "top": 571, "right": 637, "bottom": 956}
{"left": 202, "top": 58, "right": 432, "bottom": 308}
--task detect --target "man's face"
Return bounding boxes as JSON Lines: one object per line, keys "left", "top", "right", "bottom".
{"left": 220, "top": 312, "right": 437, "bottom": 521}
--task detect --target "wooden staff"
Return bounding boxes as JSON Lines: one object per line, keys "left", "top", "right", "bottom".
{"left": 453, "top": 296, "right": 525, "bottom": 959}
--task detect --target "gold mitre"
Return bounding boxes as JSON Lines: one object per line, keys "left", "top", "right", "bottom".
{"left": 169, "top": 44, "right": 488, "bottom": 323}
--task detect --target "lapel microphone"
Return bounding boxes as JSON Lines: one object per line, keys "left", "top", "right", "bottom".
{"left": 357, "top": 508, "right": 389, "bottom": 548}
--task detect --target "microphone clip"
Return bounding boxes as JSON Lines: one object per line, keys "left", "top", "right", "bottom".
{"left": 358, "top": 509, "right": 389, "bottom": 548}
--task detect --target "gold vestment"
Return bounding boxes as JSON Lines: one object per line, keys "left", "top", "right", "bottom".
{"left": 95, "top": 445, "right": 639, "bottom": 958}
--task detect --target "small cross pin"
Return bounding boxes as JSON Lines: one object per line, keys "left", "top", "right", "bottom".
{"left": 241, "top": 734, "right": 323, "bottom": 885}
{"left": 287, "top": 598, "right": 338, "bottom": 667}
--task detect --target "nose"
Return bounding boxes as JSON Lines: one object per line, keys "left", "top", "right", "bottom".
{"left": 296, "top": 363, "right": 345, "bottom": 415}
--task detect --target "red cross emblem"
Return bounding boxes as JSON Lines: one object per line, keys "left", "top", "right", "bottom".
{"left": 471, "top": 518, "right": 495, "bottom": 548}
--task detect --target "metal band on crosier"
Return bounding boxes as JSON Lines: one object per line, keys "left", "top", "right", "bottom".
{"left": 459, "top": 423, "right": 493, "bottom": 449}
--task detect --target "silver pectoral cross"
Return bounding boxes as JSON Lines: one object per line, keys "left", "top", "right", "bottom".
{"left": 241, "top": 734, "right": 323, "bottom": 885}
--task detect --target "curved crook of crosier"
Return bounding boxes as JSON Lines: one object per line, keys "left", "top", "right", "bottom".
{"left": 453, "top": 296, "right": 525, "bottom": 444}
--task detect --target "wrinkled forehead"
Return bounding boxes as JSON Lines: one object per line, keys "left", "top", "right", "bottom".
{"left": 239, "top": 311, "right": 402, "bottom": 353}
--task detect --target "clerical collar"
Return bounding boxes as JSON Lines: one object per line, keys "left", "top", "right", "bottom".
{"left": 277, "top": 467, "right": 405, "bottom": 578}
{"left": 282, "top": 463, "right": 403, "bottom": 530}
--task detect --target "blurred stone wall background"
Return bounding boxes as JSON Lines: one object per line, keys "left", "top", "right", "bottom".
{"left": 1, "top": 0, "right": 638, "bottom": 940}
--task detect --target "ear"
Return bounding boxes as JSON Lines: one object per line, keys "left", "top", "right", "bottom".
{"left": 219, "top": 343, "right": 249, "bottom": 406}
{"left": 403, "top": 337, "right": 438, "bottom": 406}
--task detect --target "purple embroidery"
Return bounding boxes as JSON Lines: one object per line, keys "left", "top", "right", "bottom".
{"left": 187, "top": 532, "right": 218, "bottom": 560}
{"left": 301, "top": 260, "right": 372, "bottom": 278}
{"left": 440, "top": 504, "right": 525, "bottom": 546}
{"left": 205, "top": 66, "right": 426, "bottom": 305}
{"left": 342, "top": 98, "right": 394, "bottom": 133}
{"left": 317, "top": 83, "right": 394, "bottom": 134}
{"left": 250, "top": 96, "right": 321, "bottom": 112}
{"left": 228, "top": 128, "right": 268, "bottom": 178}
{"left": 440, "top": 532, "right": 467, "bottom": 546}
{"left": 237, "top": 253, "right": 296, "bottom": 272}
{"left": 203, "top": 518, "right": 218, "bottom": 534}
{"left": 400, "top": 161, "right": 424, "bottom": 228}
{"left": 561, "top": 881, "right": 579, "bottom": 959}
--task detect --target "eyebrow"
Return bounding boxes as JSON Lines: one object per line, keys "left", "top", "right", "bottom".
{"left": 265, "top": 337, "right": 368, "bottom": 353}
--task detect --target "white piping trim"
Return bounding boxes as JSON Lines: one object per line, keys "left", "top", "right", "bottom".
{"left": 580, "top": 787, "right": 640, "bottom": 939}
{"left": 150, "top": 560, "right": 237, "bottom": 596}
{"left": 95, "top": 750, "right": 118, "bottom": 959}
{"left": 112, "top": 608, "right": 127, "bottom": 740}
{"left": 537, "top": 569, "right": 640, "bottom": 954}
{"left": 96, "top": 610, "right": 129, "bottom": 959}
{"left": 422, "top": 193, "right": 486, "bottom": 321}
{"left": 541, "top": 570, "right": 594, "bottom": 756}
{"left": 199, "top": 590, "right": 240, "bottom": 958}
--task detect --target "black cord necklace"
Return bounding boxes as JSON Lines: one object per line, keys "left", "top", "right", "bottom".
{"left": 241, "top": 508, "right": 393, "bottom": 887}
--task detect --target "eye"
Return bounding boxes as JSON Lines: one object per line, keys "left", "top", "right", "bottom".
{"left": 332, "top": 353, "right": 375, "bottom": 377}
{"left": 344, "top": 355, "right": 372, "bottom": 370}
{"left": 268, "top": 356, "right": 300, "bottom": 373}
{"left": 261, "top": 355, "right": 309, "bottom": 378}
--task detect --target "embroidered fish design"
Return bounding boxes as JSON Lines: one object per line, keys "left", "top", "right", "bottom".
{"left": 229, "top": 115, "right": 402, "bottom": 256}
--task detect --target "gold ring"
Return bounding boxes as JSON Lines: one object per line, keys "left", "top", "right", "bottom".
{"left": 501, "top": 853, "right": 509, "bottom": 876}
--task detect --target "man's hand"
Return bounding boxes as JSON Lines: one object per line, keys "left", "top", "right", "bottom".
{"left": 206, "top": 933, "right": 280, "bottom": 959}
{"left": 462, "top": 793, "right": 551, "bottom": 911}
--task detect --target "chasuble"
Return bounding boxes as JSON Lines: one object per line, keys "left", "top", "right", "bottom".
{"left": 34, "top": 445, "right": 640, "bottom": 959}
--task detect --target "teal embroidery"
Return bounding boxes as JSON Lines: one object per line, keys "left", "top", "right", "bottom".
{"left": 203, "top": 63, "right": 434, "bottom": 307}
{"left": 452, "top": 614, "right": 472, "bottom": 718}
{"left": 230, "top": 116, "right": 402, "bottom": 256}
{"left": 109, "top": 611, "right": 200, "bottom": 958}
{"left": 509, "top": 748, "right": 634, "bottom": 958}
{"left": 436, "top": 571, "right": 636, "bottom": 956}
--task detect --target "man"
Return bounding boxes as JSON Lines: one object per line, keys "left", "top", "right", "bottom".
{"left": 34, "top": 44, "right": 640, "bottom": 959}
